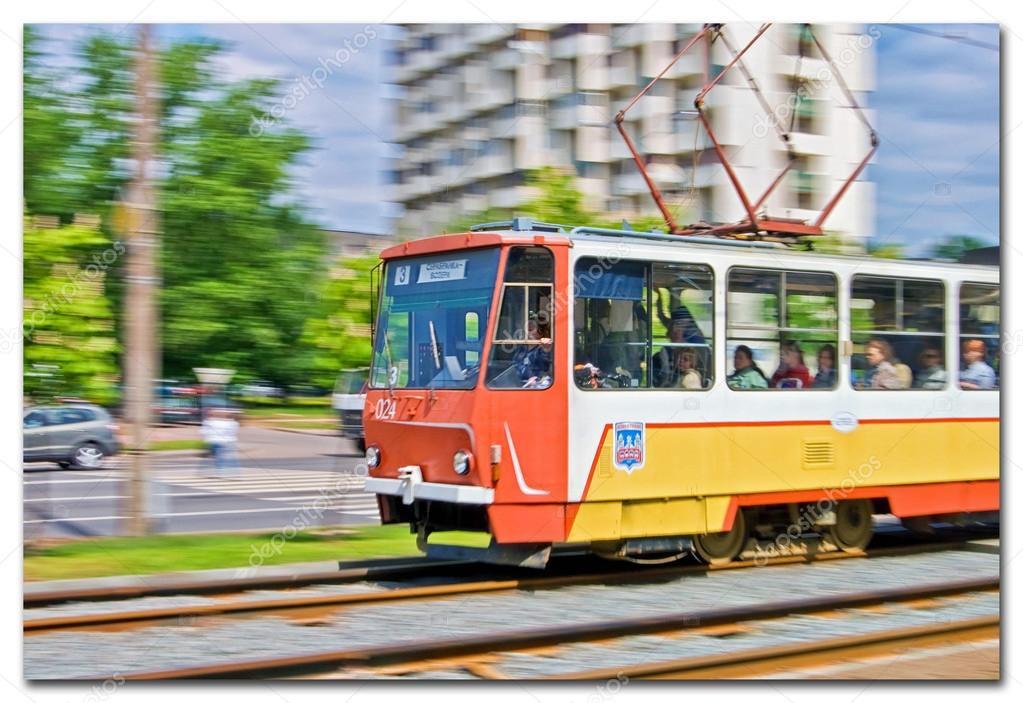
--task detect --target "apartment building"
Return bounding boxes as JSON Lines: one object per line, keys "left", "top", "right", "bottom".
{"left": 388, "top": 24, "right": 875, "bottom": 246}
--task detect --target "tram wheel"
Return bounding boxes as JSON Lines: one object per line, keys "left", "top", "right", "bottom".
{"left": 693, "top": 509, "right": 747, "bottom": 565}
{"left": 827, "top": 499, "right": 874, "bottom": 552}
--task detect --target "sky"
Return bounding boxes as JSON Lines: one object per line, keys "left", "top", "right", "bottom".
{"left": 871, "top": 23, "right": 1000, "bottom": 257}
{"left": 32, "top": 23, "right": 1001, "bottom": 255}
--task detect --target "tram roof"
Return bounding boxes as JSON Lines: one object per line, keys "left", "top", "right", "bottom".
{"left": 379, "top": 219, "right": 998, "bottom": 275}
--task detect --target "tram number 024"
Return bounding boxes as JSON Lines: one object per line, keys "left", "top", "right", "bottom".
{"left": 374, "top": 398, "right": 397, "bottom": 420}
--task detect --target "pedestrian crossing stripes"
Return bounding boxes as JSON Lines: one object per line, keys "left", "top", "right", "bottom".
{"left": 155, "top": 468, "right": 379, "bottom": 516}
{"left": 24, "top": 467, "right": 381, "bottom": 518}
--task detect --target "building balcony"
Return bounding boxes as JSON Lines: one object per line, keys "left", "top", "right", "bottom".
{"left": 490, "top": 184, "right": 531, "bottom": 209}
{"left": 608, "top": 63, "right": 637, "bottom": 90}
{"left": 491, "top": 47, "right": 522, "bottom": 71}
{"left": 611, "top": 24, "right": 651, "bottom": 49}
{"left": 788, "top": 131, "right": 831, "bottom": 156}
{"left": 466, "top": 84, "right": 515, "bottom": 114}
{"left": 468, "top": 24, "right": 512, "bottom": 46}
{"left": 438, "top": 32, "right": 471, "bottom": 61}
{"left": 551, "top": 101, "right": 610, "bottom": 130}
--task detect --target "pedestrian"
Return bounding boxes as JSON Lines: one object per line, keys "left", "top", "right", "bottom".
{"left": 201, "top": 407, "right": 240, "bottom": 478}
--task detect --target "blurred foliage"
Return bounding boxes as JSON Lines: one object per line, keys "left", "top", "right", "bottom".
{"left": 23, "top": 28, "right": 329, "bottom": 394}
{"left": 443, "top": 167, "right": 674, "bottom": 234}
{"left": 814, "top": 233, "right": 903, "bottom": 259}
{"left": 300, "top": 254, "right": 378, "bottom": 389}
{"left": 23, "top": 215, "right": 120, "bottom": 404}
{"left": 866, "top": 242, "right": 907, "bottom": 260}
{"left": 160, "top": 77, "right": 326, "bottom": 387}
{"left": 929, "top": 235, "right": 990, "bottom": 261}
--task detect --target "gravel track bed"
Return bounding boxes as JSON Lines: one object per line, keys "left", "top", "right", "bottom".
{"left": 24, "top": 548, "right": 998, "bottom": 679}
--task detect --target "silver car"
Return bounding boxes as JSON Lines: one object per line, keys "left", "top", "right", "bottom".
{"left": 23, "top": 404, "right": 119, "bottom": 469}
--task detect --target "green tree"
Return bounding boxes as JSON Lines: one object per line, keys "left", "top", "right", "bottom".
{"left": 300, "top": 255, "right": 378, "bottom": 389}
{"left": 23, "top": 215, "right": 120, "bottom": 404}
{"left": 23, "top": 27, "right": 80, "bottom": 220}
{"left": 24, "top": 29, "right": 327, "bottom": 390}
{"left": 159, "top": 78, "right": 326, "bottom": 387}
{"left": 866, "top": 241, "right": 906, "bottom": 260}
{"left": 930, "top": 235, "right": 990, "bottom": 261}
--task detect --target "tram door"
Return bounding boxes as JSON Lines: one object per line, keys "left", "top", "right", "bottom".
{"left": 484, "top": 245, "right": 567, "bottom": 502}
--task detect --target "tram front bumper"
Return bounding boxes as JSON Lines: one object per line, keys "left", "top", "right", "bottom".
{"left": 364, "top": 466, "right": 494, "bottom": 506}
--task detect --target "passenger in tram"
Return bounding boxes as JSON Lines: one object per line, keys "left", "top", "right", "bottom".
{"left": 655, "top": 289, "right": 706, "bottom": 345}
{"left": 960, "top": 339, "right": 997, "bottom": 390}
{"left": 893, "top": 361, "right": 914, "bottom": 389}
{"left": 596, "top": 299, "right": 642, "bottom": 381}
{"left": 914, "top": 347, "right": 948, "bottom": 389}
{"left": 727, "top": 345, "right": 769, "bottom": 390}
{"left": 652, "top": 317, "right": 685, "bottom": 387}
{"left": 770, "top": 341, "right": 812, "bottom": 389}
{"left": 812, "top": 344, "right": 837, "bottom": 388}
{"left": 675, "top": 348, "right": 702, "bottom": 389}
{"left": 862, "top": 338, "right": 908, "bottom": 389}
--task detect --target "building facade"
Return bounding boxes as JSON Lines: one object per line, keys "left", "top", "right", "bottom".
{"left": 388, "top": 24, "right": 875, "bottom": 246}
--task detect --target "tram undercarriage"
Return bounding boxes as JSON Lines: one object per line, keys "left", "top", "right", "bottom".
{"left": 377, "top": 493, "right": 997, "bottom": 568}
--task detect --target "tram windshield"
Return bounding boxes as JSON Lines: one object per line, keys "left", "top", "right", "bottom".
{"left": 370, "top": 248, "right": 500, "bottom": 389}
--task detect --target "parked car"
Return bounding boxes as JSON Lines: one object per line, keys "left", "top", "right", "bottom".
{"left": 156, "top": 385, "right": 202, "bottom": 425}
{"left": 333, "top": 368, "right": 368, "bottom": 452}
{"left": 23, "top": 404, "right": 119, "bottom": 469}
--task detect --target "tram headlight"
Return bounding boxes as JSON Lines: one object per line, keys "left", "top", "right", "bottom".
{"left": 366, "top": 445, "right": 381, "bottom": 469}
{"left": 453, "top": 449, "right": 472, "bottom": 476}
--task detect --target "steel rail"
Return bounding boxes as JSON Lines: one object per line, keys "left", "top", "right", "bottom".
{"left": 27, "top": 540, "right": 973, "bottom": 635}
{"left": 553, "top": 615, "right": 999, "bottom": 680}
{"left": 118, "top": 575, "right": 997, "bottom": 679}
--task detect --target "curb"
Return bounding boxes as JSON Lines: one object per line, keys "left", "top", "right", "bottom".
{"left": 266, "top": 426, "right": 342, "bottom": 437}
{"left": 24, "top": 559, "right": 347, "bottom": 598}
{"left": 23, "top": 555, "right": 446, "bottom": 604}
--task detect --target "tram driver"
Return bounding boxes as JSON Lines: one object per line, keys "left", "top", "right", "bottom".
{"left": 512, "top": 317, "right": 553, "bottom": 389}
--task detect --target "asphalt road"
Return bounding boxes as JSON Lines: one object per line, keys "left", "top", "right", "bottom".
{"left": 23, "top": 427, "right": 379, "bottom": 538}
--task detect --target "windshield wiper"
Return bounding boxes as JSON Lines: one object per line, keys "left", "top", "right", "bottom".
{"left": 428, "top": 320, "right": 442, "bottom": 370}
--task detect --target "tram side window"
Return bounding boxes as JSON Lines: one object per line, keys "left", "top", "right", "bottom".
{"left": 959, "top": 282, "right": 999, "bottom": 390}
{"left": 850, "top": 276, "right": 945, "bottom": 390}
{"left": 573, "top": 258, "right": 713, "bottom": 390}
{"left": 650, "top": 262, "right": 714, "bottom": 389}
{"left": 574, "top": 259, "right": 649, "bottom": 388}
{"left": 486, "top": 247, "right": 555, "bottom": 389}
{"left": 726, "top": 268, "right": 838, "bottom": 390}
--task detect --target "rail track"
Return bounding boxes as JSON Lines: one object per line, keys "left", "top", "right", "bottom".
{"left": 23, "top": 555, "right": 468, "bottom": 608}
{"left": 27, "top": 524, "right": 996, "bottom": 609}
{"left": 116, "top": 575, "right": 998, "bottom": 679}
{"left": 26, "top": 537, "right": 991, "bottom": 636}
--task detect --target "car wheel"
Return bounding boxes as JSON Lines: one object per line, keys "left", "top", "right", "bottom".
{"left": 57, "top": 461, "right": 71, "bottom": 469}
{"left": 71, "top": 442, "right": 105, "bottom": 469}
